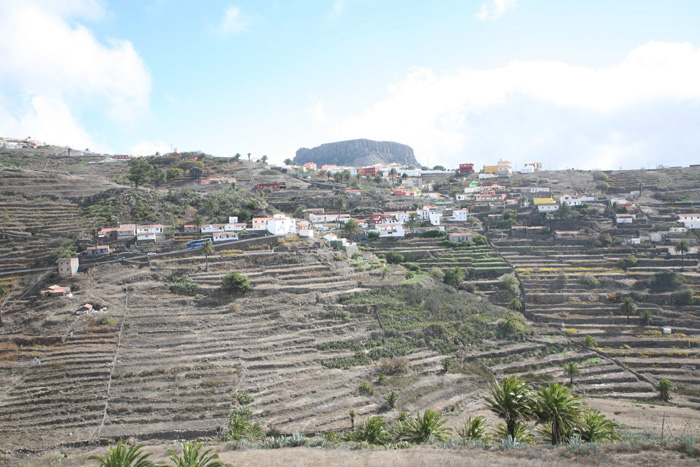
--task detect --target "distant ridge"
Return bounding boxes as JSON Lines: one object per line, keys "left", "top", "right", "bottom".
{"left": 294, "top": 139, "right": 419, "bottom": 167}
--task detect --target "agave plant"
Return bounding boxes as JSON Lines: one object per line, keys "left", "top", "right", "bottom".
{"left": 577, "top": 409, "right": 620, "bottom": 443}
{"left": 398, "top": 409, "right": 452, "bottom": 443}
{"left": 87, "top": 442, "right": 154, "bottom": 467}
{"left": 456, "top": 416, "right": 487, "bottom": 442}
{"left": 167, "top": 441, "right": 223, "bottom": 467}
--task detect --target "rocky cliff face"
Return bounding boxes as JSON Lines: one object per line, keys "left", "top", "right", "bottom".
{"left": 294, "top": 139, "right": 419, "bottom": 167}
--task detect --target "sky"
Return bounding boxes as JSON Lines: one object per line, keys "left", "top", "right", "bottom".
{"left": 1, "top": 0, "right": 699, "bottom": 170}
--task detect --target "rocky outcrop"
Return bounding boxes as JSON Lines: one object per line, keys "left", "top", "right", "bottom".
{"left": 294, "top": 139, "right": 419, "bottom": 167}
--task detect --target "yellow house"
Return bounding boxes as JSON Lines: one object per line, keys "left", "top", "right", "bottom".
{"left": 533, "top": 197, "right": 555, "bottom": 205}
{"left": 483, "top": 165, "right": 499, "bottom": 174}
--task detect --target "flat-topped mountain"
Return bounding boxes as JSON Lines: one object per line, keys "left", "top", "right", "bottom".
{"left": 294, "top": 139, "right": 419, "bottom": 167}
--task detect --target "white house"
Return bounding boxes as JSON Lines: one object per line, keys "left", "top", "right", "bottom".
{"left": 201, "top": 224, "right": 226, "bottom": 233}
{"left": 250, "top": 217, "right": 271, "bottom": 231}
{"left": 137, "top": 233, "right": 156, "bottom": 243}
{"left": 136, "top": 224, "right": 165, "bottom": 234}
{"left": 678, "top": 213, "right": 700, "bottom": 229}
{"left": 266, "top": 214, "right": 297, "bottom": 235}
{"left": 299, "top": 229, "right": 314, "bottom": 238}
{"left": 615, "top": 213, "right": 636, "bottom": 224}
{"left": 538, "top": 203, "right": 559, "bottom": 213}
{"left": 450, "top": 209, "right": 468, "bottom": 221}
{"left": 116, "top": 227, "right": 136, "bottom": 239}
{"left": 670, "top": 226, "right": 689, "bottom": 233}
{"left": 384, "top": 211, "right": 410, "bottom": 224}
{"left": 375, "top": 223, "right": 405, "bottom": 237}
{"left": 610, "top": 197, "right": 628, "bottom": 206}
{"left": 212, "top": 232, "right": 238, "bottom": 242}
{"left": 560, "top": 194, "right": 582, "bottom": 207}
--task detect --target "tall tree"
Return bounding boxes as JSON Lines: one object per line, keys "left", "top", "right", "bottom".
{"left": 563, "top": 361, "right": 580, "bottom": 386}
{"left": 619, "top": 296, "right": 637, "bottom": 324}
{"left": 343, "top": 219, "right": 360, "bottom": 240}
{"left": 485, "top": 376, "right": 535, "bottom": 440}
{"left": 127, "top": 157, "right": 154, "bottom": 189}
{"left": 193, "top": 214, "right": 204, "bottom": 233}
{"left": 202, "top": 241, "right": 214, "bottom": 271}
{"left": 535, "top": 383, "right": 584, "bottom": 445}
{"left": 675, "top": 240, "right": 690, "bottom": 270}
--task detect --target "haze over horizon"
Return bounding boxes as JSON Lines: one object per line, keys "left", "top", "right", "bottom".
{"left": 1, "top": 0, "right": 699, "bottom": 170}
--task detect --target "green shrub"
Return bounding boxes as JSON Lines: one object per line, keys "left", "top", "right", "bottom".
{"left": 97, "top": 316, "right": 116, "bottom": 326}
{"left": 673, "top": 288, "right": 694, "bottom": 305}
{"left": 443, "top": 267, "right": 465, "bottom": 288}
{"left": 422, "top": 230, "right": 447, "bottom": 238}
{"left": 235, "top": 391, "right": 254, "bottom": 406}
{"left": 472, "top": 234, "right": 487, "bottom": 245}
{"left": 648, "top": 272, "right": 686, "bottom": 292}
{"left": 359, "top": 382, "right": 375, "bottom": 395}
{"left": 385, "top": 251, "right": 404, "bottom": 264}
{"left": 221, "top": 273, "right": 252, "bottom": 293}
{"left": 508, "top": 298, "right": 523, "bottom": 311}
{"left": 581, "top": 273, "right": 600, "bottom": 288}
{"left": 170, "top": 275, "right": 200, "bottom": 295}
{"left": 499, "top": 274, "right": 520, "bottom": 295}
{"left": 497, "top": 312, "right": 533, "bottom": 340}
{"left": 386, "top": 391, "right": 399, "bottom": 408}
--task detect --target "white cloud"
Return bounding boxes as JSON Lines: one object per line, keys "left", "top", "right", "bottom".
{"left": 0, "top": 0, "right": 151, "bottom": 150}
{"left": 211, "top": 6, "right": 250, "bottom": 36}
{"left": 476, "top": 0, "right": 517, "bottom": 20}
{"left": 129, "top": 140, "right": 171, "bottom": 156}
{"left": 313, "top": 42, "right": 700, "bottom": 170}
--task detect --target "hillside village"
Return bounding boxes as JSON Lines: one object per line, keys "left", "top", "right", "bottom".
{"left": 1, "top": 144, "right": 700, "bottom": 464}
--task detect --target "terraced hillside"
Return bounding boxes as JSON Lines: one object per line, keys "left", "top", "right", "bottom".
{"left": 0, "top": 243, "right": 517, "bottom": 450}
{"left": 494, "top": 239, "right": 700, "bottom": 405}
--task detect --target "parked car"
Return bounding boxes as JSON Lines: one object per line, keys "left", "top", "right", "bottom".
{"left": 146, "top": 252, "right": 157, "bottom": 256}
{"left": 114, "top": 256, "right": 125, "bottom": 260}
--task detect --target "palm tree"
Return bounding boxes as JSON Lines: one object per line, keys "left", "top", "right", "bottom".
{"left": 202, "top": 240, "right": 214, "bottom": 271}
{"left": 675, "top": 240, "right": 690, "bottom": 270}
{"left": 578, "top": 409, "right": 620, "bottom": 442}
{"left": 657, "top": 378, "right": 676, "bottom": 402}
{"left": 349, "top": 409, "right": 357, "bottom": 429}
{"left": 582, "top": 335, "right": 597, "bottom": 349}
{"left": 563, "top": 361, "right": 581, "bottom": 386}
{"left": 233, "top": 153, "right": 241, "bottom": 162}
{"left": 343, "top": 219, "right": 360, "bottom": 240}
{"left": 193, "top": 214, "right": 204, "bottom": 233}
{"left": 535, "top": 382, "right": 584, "bottom": 445}
{"left": 358, "top": 416, "right": 392, "bottom": 445}
{"left": 88, "top": 441, "right": 155, "bottom": 467}
{"left": 398, "top": 409, "right": 452, "bottom": 443}
{"left": 639, "top": 309, "right": 654, "bottom": 326}
{"left": 456, "top": 416, "right": 487, "bottom": 442}
{"left": 407, "top": 213, "right": 420, "bottom": 232}
{"left": 619, "top": 296, "right": 637, "bottom": 324}
{"left": 485, "top": 375, "right": 535, "bottom": 440}
{"left": 168, "top": 441, "right": 223, "bottom": 467}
